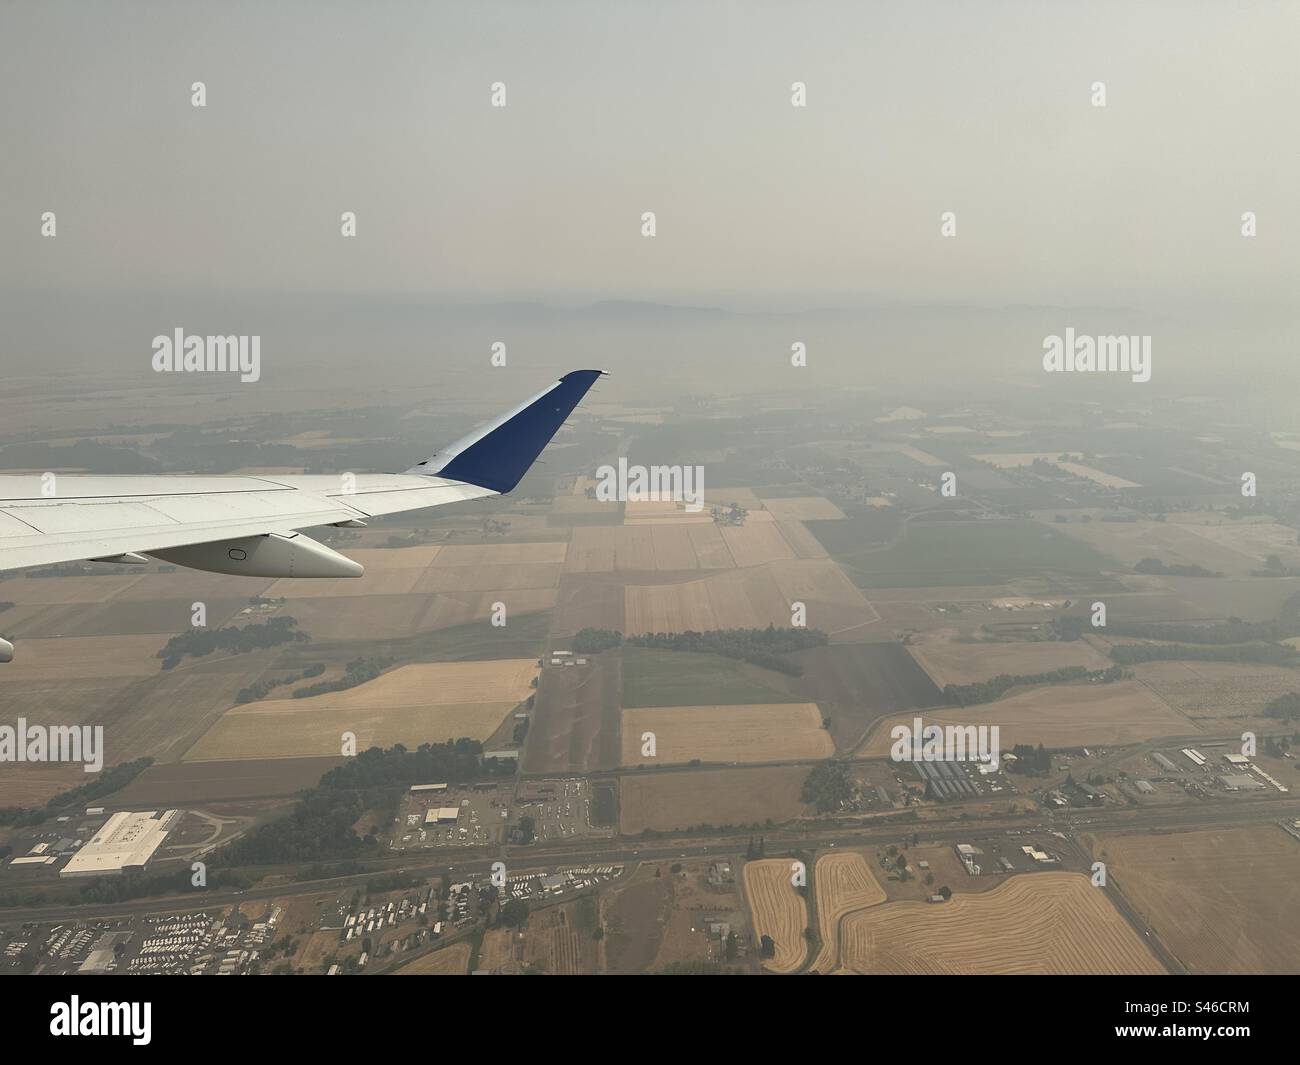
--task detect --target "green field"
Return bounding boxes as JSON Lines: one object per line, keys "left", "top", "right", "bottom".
{"left": 818, "top": 519, "right": 1119, "bottom": 588}
{"left": 620, "top": 647, "right": 802, "bottom": 708}
{"left": 272, "top": 610, "right": 553, "bottom": 670}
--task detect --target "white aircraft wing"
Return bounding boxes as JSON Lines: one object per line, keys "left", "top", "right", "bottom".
{"left": 0, "top": 369, "right": 604, "bottom": 583}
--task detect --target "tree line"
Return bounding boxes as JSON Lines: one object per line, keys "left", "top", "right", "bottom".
{"left": 943, "top": 665, "right": 1124, "bottom": 707}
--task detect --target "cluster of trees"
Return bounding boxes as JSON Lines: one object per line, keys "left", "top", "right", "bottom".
{"left": 1134, "top": 557, "right": 1221, "bottom": 578}
{"left": 0, "top": 757, "right": 154, "bottom": 827}
{"left": 236, "top": 663, "right": 326, "bottom": 703}
{"left": 1263, "top": 693, "right": 1300, "bottom": 721}
{"left": 571, "top": 628, "right": 624, "bottom": 653}
{"left": 293, "top": 655, "right": 390, "bottom": 698}
{"left": 631, "top": 626, "right": 828, "bottom": 675}
{"left": 158, "top": 616, "right": 307, "bottom": 669}
{"left": 219, "top": 739, "right": 498, "bottom": 867}
{"left": 1109, "top": 642, "right": 1298, "bottom": 666}
{"left": 1005, "top": 743, "right": 1053, "bottom": 775}
{"left": 944, "top": 665, "right": 1124, "bottom": 707}
{"left": 800, "top": 760, "right": 854, "bottom": 812}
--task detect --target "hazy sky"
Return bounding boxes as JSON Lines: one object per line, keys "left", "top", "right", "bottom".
{"left": 3, "top": 0, "right": 1298, "bottom": 315}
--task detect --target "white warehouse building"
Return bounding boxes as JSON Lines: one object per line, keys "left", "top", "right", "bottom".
{"left": 60, "top": 810, "right": 180, "bottom": 878}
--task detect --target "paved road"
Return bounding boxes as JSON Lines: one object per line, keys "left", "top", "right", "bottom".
{"left": 3, "top": 793, "right": 1296, "bottom": 929}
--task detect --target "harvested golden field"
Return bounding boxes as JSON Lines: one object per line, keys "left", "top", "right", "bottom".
{"left": 743, "top": 859, "right": 809, "bottom": 973}
{"left": 477, "top": 928, "right": 521, "bottom": 973}
{"left": 837, "top": 873, "right": 1163, "bottom": 974}
{"left": 773, "top": 520, "right": 830, "bottom": 560}
{"left": 414, "top": 561, "right": 562, "bottom": 592}
{"left": 183, "top": 659, "right": 536, "bottom": 761}
{"left": 621, "top": 703, "right": 834, "bottom": 766}
{"left": 624, "top": 500, "right": 713, "bottom": 525}
{"left": 432, "top": 542, "right": 568, "bottom": 566}
{"left": 267, "top": 567, "right": 426, "bottom": 599}
{"left": 767, "top": 559, "right": 879, "bottom": 637}
{"left": 858, "top": 680, "right": 1191, "bottom": 756}
{"left": 1091, "top": 827, "right": 1300, "bottom": 974}
{"left": 393, "top": 942, "right": 471, "bottom": 975}
{"left": 909, "top": 638, "right": 1112, "bottom": 688}
{"left": 565, "top": 525, "right": 722, "bottom": 572}
{"left": 719, "top": 523, "right": 798, "bottom": 567}
{"left": 760, "top": 496, "right": 846, "bottom": 521}
{"left": 185, "top": 700, "right": 519, "bottom": 760}
{"left": 810, "top": 852, "right": 886, "bottom": 973}
{"left": 0, "top": 634, "right": 164, "bottom": 679}
{"left": 619, "top": 766, "right": 814, "bottom": 834}
{"left": 622, "top": 560, "right": 874, "bottom": 638}
{"left": 687, "top": 523, "right": 738, "bottom": 568}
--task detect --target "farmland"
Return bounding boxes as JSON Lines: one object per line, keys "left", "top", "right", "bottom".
{"left": 183, "top": 659, "right": 537, "bottom": 761}
{"left": 742, "top": 858, "right": 809, "bottom": 973}
{"left": 523, "top": 654, "right": 622, "bottom": 775}
{"left": 620, "top": 647, "right": 801, "bottom": 708}
{"left": 622, "top": 559, "right": 876, "bottom": 639}
{"left": 621, "top": 703, "right": 833, "bottom": 767}
{"left": 782, "top": 643, "right": 947, "bottom": 751}
{"left": 618, "top": 765, "right": 813, "bottom": 834}
{"left": 818, "top": 519, "right": 1118, "bottom": 589}
{"left": 909, "top": 638, "right": 1113, "bottom": 688}
{"left": 1089, "top": 827, "right": 1300, "bottom": 974}
{"left": 857, "top": 680, "right": 1192, "bottom": 756}
{"left": 835, "top": 873, "right": 1162, "bottom": 974}
{"left": 1038, "top": 514, "right": 1300, "bottom": 577}
{"left": 392, "top": 942, "right": 470, "bottom": 975}
{"left": 810, "top": 851, "right": 886, "bottom": 973}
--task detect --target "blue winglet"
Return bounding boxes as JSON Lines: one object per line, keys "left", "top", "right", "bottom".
{"left": 409, "top": 370, "right": 605, "bottom": 493}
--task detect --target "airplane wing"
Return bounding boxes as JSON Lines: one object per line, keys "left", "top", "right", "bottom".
{"left": 0, "top": 369, "right": 604, "bottom": 582}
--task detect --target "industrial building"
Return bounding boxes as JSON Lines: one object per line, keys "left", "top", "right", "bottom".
{"left": 60, "top": 810, "right": 179, "bottom": 878}
{"left": 914, "top": 759, "right": 980, "bottom": 800}
{"left": 1219, "top": 773, "right": 1265, "bottom": 791}
{"left": 423, "top": 807, "right": 461, "bottom": 825}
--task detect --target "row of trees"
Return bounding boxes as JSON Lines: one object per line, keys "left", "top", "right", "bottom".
{"left": 236, "top": 662, "right": 325, "bottom": 703}
{"left": 944, "top": 665, "right": 1124, "bottom": 707}
{"left": 571, "top": 625, "right": 828, "bottom": 675}
{"left": 158, "top": 615, "right": 307, "bottom": 669}
{"left": 0, "top": 756, "right": 154, "bottom": 827}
